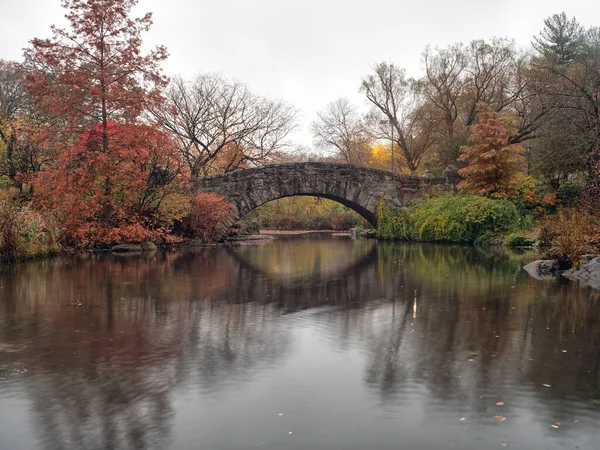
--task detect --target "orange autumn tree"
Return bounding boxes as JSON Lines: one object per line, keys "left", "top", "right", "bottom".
{"left": 458, "top": 108, "right": 524, "bottom": 198}
{"left": 33, "top": 122, "right": 186, "bottom": 246}
{"left": 24, "top": 0, "right": 170, "bottom": 245}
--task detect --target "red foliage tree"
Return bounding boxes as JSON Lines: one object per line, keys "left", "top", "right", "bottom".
{"left": 458, "top": 108, "right": 524, "bottom": 198}
{"left": 33, "top": 122, "right": 186, "bottom": 247}
{"left": 24, "top": 0, "right": 168, "bottom": 223}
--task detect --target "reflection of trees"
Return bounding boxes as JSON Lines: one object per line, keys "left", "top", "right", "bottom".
{"left": 327, "top": 243, "right": 600, "bottom": 428}
{"left": 1, "top": 239, "right": 600, "bottom": 448}
{"left": 0, "top": 249, "right": 291, "bottom": 450}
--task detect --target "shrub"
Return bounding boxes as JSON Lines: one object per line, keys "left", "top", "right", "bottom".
{"left": 330, "top": 211, "right": 361, "bottom": 231}
{"left": 410, "top": 195, "right": 521, "bottom": 243}
{"left": 556, "top": 182, "right": 583, "bottom": 207}
{"left": 505, "top": 233, "right": 536, "bottom": 247}
{"left": 270, "top": 214, "right": 303, "bottom": 230}
{"left": 182, "top": 193, "right": 233, "bottom": 243}
{"left": 376, "top": 200, "right": 411, "bottom": 240}
{"left": 540, "top": 208, "right": 594, "bottom": 268}
{"left": 0, "top": 202, "right": 24, "bottom": 262}
{"left": 0, "top": 202, "right": 60, "bottom": 262}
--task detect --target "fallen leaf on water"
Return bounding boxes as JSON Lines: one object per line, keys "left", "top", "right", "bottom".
{"left": 496, "top": 402, "right": 505, "bottom": 406}
{"left": 494, "top": 415, "right": 507, "bottom": 422}
{"left": 500, "top": 443, "right": 509, "bottom": 447}
{"left": 278, "top": 413, "right": 283, "bottom": 416}
{"left": 542, "top": 384, "right": 552, "bottom": 388}
{"left": 288, "top": 432, "right": 293, "bottom": 435}
{"left": 551, "top": 424, "right": 559, "bottom": 429}
{"left": 574, "top": 419, "right": 579, "bottom": 423}
{"left": 468, "top": 359, "right": 475, "bottom": 362}
{"left": 460, "top": 417, "right": 466, "bottom": 422}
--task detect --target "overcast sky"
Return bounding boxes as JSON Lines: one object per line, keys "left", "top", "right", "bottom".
{"left": 2, "top": 0, "right": 600, "bottom": 148}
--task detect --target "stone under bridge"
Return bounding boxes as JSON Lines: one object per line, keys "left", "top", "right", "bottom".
{"left": 193, "top": 162, "right": 456, "bottom": 227}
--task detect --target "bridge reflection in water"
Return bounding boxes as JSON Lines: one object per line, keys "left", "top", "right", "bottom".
{"left": 0, "top": 236, "right": 599, "bottom": 450}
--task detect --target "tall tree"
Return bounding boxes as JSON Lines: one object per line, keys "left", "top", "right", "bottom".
{"left": 420, "top": 39, "right": 542, "bottom": 168}
{"left": 0, "top": 61, "right": 28, "bottom": 187}
{"left": 24, "top": 0, "right": 169, "bottom": 223}
{"left": 311, "top": 98, "right": 371, "bottom": 165}
{"left": 458, "top": 108, "right": 524, "bottom": 198}
{"left": 532, "top": 19, "right": 600, "bottom": 191}
{"left": 156, "top": 74, "right": 297, "bottom": 176}
{"left": 361, "top": 62, "right": 437, "bottom": 173}
{"left": 533, "top": 12, "right": 584, "bottom": 65}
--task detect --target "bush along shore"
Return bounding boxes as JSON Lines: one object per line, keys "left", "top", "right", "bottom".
{"left": 371, "top": 195, "right": 532, "bottom": 246}
{"left": 368, "top": 195, "right": 600, "bottom": 288}
{"left": 0, "top": 202, "right": 60, "bottom": 263}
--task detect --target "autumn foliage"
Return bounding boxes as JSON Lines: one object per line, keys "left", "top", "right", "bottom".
{"left": 33, "top": 122, "right": 186, "bottom": 246}
{"left": 458, "top": 108, "right": 524, "bottom": 197}
{"left": 540, "top": 208, "right": 596, "bottom": 267}
{"left": 24, "top": 0, "right": 168, "bottom": 129}
{"left": 182, "top": 193, "right": 233, "bottom": 243}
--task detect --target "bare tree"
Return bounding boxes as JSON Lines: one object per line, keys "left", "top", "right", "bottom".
{"left": 532, "top": 30, "right": 600, "bottom": 191}
{"left": 420, "top": 39, "right": 545, "bottom": 167}
{"left": 361, "top": 62, "right": 437, "bottom": 173}
{"left": 311, "top": 98, "right": 372, "bottom": 165}
{"left": 155, "top": 74, "right": 297, "bottom": 176}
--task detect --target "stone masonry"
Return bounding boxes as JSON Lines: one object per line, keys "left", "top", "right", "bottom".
{"left": 193, "top": 162, "right": 457, "bottom": 227}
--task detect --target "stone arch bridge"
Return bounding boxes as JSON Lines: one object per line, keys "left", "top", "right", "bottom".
{"left": 193, "top": 162, "right": 456, "bottom": 227}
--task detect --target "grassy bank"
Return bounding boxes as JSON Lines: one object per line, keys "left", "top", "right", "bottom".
{"left": 375, "top": 195, "right": 530, "bottom": 245}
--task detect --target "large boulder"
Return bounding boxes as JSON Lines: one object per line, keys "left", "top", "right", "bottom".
{"left": 523, "top": 260, "right": 560, "bottom": 280}
{"left": 562, "top": 257, "right": 600, "bottom": 289}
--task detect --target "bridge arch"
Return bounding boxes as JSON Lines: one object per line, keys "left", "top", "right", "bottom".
{"left": 193, "top": 162, "right": 452, "bottom": 228}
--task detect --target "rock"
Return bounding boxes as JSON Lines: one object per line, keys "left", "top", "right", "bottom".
{"left": 110, "top": 244, "right": 143, "bottom": 253}
{"left": 523, "top": 260, "right": 560, "bottom": 280}
{"left": 562, "top": 257, "right": 600, "bottom": 289}
{"left": 354, "top": 229, "right": 377, "bottom": 239}
{"left": 141, "top": 241, "right": 157, "bottom": 251}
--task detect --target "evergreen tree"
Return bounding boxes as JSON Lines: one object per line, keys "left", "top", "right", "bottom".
{"left": 533, "top": 12, "right": 584, "bottom": 64}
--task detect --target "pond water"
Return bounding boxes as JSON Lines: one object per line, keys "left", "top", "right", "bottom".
{"left": 0, "top": 234, "right": 599, "bottom": 450}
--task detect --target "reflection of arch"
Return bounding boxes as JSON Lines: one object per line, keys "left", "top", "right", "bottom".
{"left": 193, "top": 162, "right": 449, "bottom": 227}
{"left": 225, "top": 239, "right": 378, "bottom": 288}
{"left": 221, "top": 240, "right": 392, "bottom": 312}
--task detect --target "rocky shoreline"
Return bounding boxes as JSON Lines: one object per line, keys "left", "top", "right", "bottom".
{"left": 524, "top": 256, "right": 600, "bottom": 289}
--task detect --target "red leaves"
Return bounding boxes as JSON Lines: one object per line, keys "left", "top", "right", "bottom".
{"left": 24, "top": 0, "right": 167, "bottom": 129}
{"left": 182, "top": 193, "right": 233, "bottom": 243}
{"left": 32, "top": 122, "right": 186, "bottom": 247}
{"left": 23, "top": 0, "right": 177, "bottom": 247}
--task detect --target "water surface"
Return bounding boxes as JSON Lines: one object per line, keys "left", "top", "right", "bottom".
{"left": 1, "top": 234, "right": 599, "bottom": 449}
